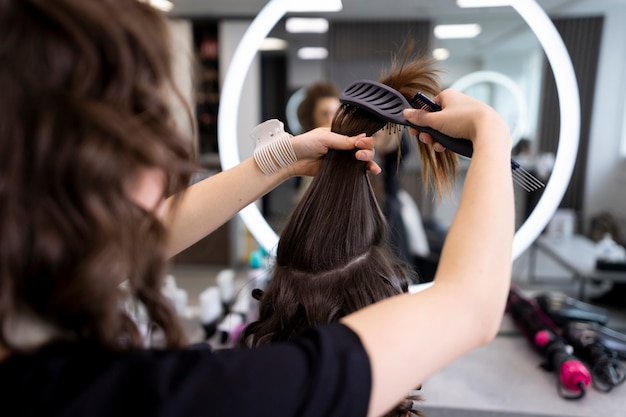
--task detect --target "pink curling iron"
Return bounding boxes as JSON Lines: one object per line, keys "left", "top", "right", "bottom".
{"left": 507, "top": 287, "right": 591, "bottom": 399}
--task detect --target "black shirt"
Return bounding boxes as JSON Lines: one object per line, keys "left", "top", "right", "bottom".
{"left": 0, "top": 323, "right": 371, "bottom": 417}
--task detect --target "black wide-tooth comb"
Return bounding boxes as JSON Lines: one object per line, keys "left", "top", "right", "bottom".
{"left": 339, "top": 80, "right": 545, "bottom": 192}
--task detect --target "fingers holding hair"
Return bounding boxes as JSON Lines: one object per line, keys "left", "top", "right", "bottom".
{"left": 404, "top": 89, "right": 507, "bottom": 144}
{"left": 290, "top": 128, "right": 381, "bottom": 176}
{"left": 417, "top": 131, "right": 446, "bottom": 153}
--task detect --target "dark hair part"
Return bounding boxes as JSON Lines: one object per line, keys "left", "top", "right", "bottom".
{"left": 0, "top": 0, "right": 197, "bottom": 351}
{"left": 297, "top": 81, "right": 340, "bottom": 132}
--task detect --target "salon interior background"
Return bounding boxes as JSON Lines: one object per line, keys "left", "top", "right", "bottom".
{"left": 165, "top": 0, "right": 626, "bottom": 266}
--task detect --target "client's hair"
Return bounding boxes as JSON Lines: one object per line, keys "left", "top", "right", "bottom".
{"left": 378, "top": 58, "right": 458, "bottom": 196}
{"left": 241, "top": 56, "right": 457, "bottom": 417}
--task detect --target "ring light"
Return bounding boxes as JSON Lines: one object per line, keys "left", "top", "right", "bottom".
{"left": 285, "top": 87, "right": 307, "bottom": 135}
{"left": 450, "top": 70, "right": 529, "bottom": 146}
{"left": 218, "top": 0, "right": 581, "bottom": 260}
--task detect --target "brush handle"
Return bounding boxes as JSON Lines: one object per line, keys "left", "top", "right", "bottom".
{"left": 408, "top": 124, "right": 474, "bottom": 159}
{"left": 409, "top": 92, "right": 475, "bottom": 158}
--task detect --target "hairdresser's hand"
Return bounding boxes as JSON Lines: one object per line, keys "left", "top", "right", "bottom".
{"left": 289, "top": 128, "right": 381, "bottom": 177}
{"left": 403, "top": 89, "right": 510, "bottom": 152}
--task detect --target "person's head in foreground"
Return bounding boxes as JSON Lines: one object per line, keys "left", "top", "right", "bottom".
{"left": 0, "top": 0, "right": 197, "bottom": 352}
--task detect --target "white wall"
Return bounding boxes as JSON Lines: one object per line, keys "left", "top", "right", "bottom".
{"left": 218, "top": 20, "right": 262, "bottom": 264}
{"left": 167, "top": 19, "right": 195, "bottom": 142}
{"left": 583, "top": 6, "right": 626, "bottom": 235}
{"left": 218, "top": 20, "right": 261, "bottom": 162}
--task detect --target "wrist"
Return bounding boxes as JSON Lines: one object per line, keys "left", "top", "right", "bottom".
{"left": 473, "top": 110, "right": 511, "bottom": 151}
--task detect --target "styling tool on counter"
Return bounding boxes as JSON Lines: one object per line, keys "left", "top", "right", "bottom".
{"left": 507, "top": 287, "right": 591, "bottom": 399}
{"left": 564, "top": 321, "right": 626, "bottom": 392}
{"left": 533, "top": 292, "right": 623, "bottom": 392}
{"left": 339, "top": 80, "right": 545, "bottom": 192}
{"left": 534, "top": 292, "right": 609, "bottom": 327}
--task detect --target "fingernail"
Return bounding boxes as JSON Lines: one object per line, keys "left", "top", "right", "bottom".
{"left": 403, "top": 109, "right": 417, "bottom": 117}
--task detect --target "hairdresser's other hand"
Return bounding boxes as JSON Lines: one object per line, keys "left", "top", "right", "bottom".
{"left": 403, "top": 89, "right": 510, "bottom": 151}
{"left": 289, "top": 128, "right": 381, "bottom": 177}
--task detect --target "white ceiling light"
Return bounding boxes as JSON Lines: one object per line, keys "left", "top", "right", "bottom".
{"left": 297, "top": 47, "right": 328, "bottom": 60}
{"left": 457, "top": 0, "right": 513, "bottom": 7}
{"left": 432, "top": 48, "right": 450, "bottom": 61}
{"left": 140, "top": 0, "right": 173, "bottom": 12}
{"left": 287, "top": 0, "right": 342, "bottom": 13}
{"left": 286, "top": 18, "right": 329, "bottom": 33}
{"left": 259, "top": 37, "right": 289, "bottom": 51}
{"left": 434, "top": 24, "right": 482, "bottom": 39}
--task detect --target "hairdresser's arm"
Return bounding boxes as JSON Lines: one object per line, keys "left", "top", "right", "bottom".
{"left": 341, "top": 89, "right": 515, "bottom": 417}
{"left": 164, "top": 130, "right": 378, "bottom": 257}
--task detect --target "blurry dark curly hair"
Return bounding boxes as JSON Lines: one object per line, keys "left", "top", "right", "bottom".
{"left": 0, "top": 0, "right": 197, "bottom": 352}
{"left": 297, "top": 81, "right": 340, "bottom": 132}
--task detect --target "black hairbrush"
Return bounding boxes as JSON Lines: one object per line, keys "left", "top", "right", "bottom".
{"left": 339, "top": 80, "right": 544, "bottom": 192}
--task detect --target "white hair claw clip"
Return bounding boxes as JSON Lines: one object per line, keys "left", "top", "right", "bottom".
{"left": 250, "top": 119, "right": 298, "bottom": 176}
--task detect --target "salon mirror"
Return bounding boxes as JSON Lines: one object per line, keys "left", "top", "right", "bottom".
{"left": 216, "top": 0, "right": 580, "bottom": 260}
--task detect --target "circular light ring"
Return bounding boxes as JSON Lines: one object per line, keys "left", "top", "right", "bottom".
{"left": 285, "top": 87, "right": 307, "bottom": 135}
{"left": 510, "top": 0, "right": 580, "bottom": 259}
{"left": 217, "top": 0, "right": 289, "bottom": 253}
{"left": 218, "top": 0, "right": 581, "bottom": 260}
{"left": 450, "top": 70, "right": 529, "bottom": 146}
